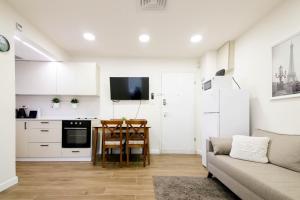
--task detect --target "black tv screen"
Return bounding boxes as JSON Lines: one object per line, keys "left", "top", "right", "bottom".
{"left": 110, "top": 77, "right": 149, "bottom": 100}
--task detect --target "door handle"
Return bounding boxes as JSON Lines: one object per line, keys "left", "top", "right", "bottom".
{"left": 40, "top": 130, "right": 49, "bottom": 132}
{"left": 72, "top": 151, "right": 80, "bottom": 153}
{"left": 163, "top": 99, "right": 167, "bottom": 106}
{"left": 40, "top": 145, "right": 49, "bottom": 147}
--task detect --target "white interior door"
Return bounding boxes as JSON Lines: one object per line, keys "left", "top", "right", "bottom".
{"left": 161, "top": 73, "right": 195, "bottom": 154}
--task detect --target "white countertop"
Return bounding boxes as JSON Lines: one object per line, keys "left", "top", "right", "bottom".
{"left": 16, "top": 118, "right": 100, "bottom": 121}
{"left": 16, "top": 118, "right": 101, "bottom": 127}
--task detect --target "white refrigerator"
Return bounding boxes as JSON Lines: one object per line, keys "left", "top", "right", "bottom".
{"left": 201, "top": 88, "right": 249, "bottom": 166}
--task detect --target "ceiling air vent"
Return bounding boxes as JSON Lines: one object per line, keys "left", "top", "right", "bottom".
{"left": 140, "top": 0, "right": 167, "bottom": 10}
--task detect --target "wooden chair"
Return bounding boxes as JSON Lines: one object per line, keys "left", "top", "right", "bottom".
{"left": 101, "top": 120, "right": 124, "bottom": 167}
{"left": 125, "top": 119, "right": 149, "bottom": 167}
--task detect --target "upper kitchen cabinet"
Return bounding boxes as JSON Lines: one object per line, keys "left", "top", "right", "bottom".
{"left": 57, "top": 62, "right": 99, "bottom": 95}
{"left": 15, "top": 61, "right": 99, "bottom": 96}
{"left": 16, "top": 61, "right": 58, "bottom": 95}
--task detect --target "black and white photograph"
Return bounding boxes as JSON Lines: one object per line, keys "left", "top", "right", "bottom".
{"left": 272, "top": 33, "right": 300, "bottom": 98}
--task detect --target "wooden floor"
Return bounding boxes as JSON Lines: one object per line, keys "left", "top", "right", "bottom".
{"left": 0, "top": 155, "right": 207, "bottom": 200}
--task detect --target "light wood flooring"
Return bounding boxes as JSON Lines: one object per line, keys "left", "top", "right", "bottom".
{"left": 0, "top": 155, "right": 207, "bottom": 200}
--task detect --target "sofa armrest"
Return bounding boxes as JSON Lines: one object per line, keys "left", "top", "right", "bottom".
{"left": 206, "top": 139, "right": 213, "bottom": 153}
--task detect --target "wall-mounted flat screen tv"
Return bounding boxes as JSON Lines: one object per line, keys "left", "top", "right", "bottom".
{"left": 110, "top": 77, "right": 149, "bottom": 100}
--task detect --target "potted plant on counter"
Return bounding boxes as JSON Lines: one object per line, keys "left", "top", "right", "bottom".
{"left": 70, "top": 98, "right": 79, "bottom": 109}
{"left": 52, "top": 97, "right": 60, "bottom": 109}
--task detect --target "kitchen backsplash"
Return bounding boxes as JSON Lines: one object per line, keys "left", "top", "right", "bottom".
{"left": 16, "top": 95, "right": 100, "bottom": 119}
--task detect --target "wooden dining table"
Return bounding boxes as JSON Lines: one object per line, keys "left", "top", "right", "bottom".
{"left": 91, "top": 125, "right": 151, "bottom": 165}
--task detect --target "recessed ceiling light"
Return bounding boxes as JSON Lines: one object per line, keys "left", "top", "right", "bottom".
{"left": 83, "top": 32, "right": 95, "bottom": 41}
{"left": 139, "top": 34, "right": 150, "bottom": 43}
{"left": 190, "top": 34, "right": 203, "bottom": 43}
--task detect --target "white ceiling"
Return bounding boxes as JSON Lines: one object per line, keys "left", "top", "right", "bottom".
{"left": 8, "top": 0, "right": 283, "bottom": 59}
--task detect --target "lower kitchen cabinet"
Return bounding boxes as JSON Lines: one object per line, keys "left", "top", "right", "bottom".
{"left": 16, "top": 120, "right": 92, "bottom": 160}
{"left": 28, "top": 143, "right": 61, "bottom": 157}
{"left": 28, "top": 129, "right": 61, "bottom": 143}
{"left": 16, "top": 121, "right": 28, "bottom": 158}
{"left": 62, "top": 148, "right": 91, "bottom": 157}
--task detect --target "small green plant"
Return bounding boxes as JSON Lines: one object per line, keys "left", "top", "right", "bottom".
{"left": 52, "top": 97, "right": 60, "bottom": 103}
{"left": 121, "top": 117, "right": 127, "bottom": 121}
{"left": 70, "top": 98, "right": 79, "bottom": 104}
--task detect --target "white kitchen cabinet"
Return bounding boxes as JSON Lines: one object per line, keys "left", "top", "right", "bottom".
{"left": 28, "top": 129, "right": 61, "bottom": 143}
{"left": 15, "top": 61, "right": 99, "bottom": 96}
{"left": 16, "top": 121, "right": 28, "bottom": 158}
{"left": 28, "top": 143, "right": 61, "bottom": 158}
{"left": 57, "top": 62, "right": 99, "bottom": 95}
{"left": 16, "top": 120, "right": 91, "bottom": 161}
{"left": 62, "top": 148, "right": 91, "bottom": 157}
{"left": 16, "top": 61, "right": 59, "bottom": 95}
{"left": 16, "top": 120, "right": 62, "bottom": 158}
{"left": 27, "top": 120, "right": 62, "bottom": 129}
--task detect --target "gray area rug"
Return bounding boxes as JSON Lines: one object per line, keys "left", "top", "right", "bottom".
{"left": 153, "top": 176, "right": 240, "bottom": 200}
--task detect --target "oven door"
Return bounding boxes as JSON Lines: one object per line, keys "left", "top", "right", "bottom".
{"left": 62, "top": 127, "right": 91, "bottom": 148}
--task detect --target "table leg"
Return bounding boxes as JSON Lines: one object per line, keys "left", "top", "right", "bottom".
{"left": 147, "top": 128, "right": 150, "bottom": 165}
{"left": 92, "top": 127, "right": 99, "bottom": 165}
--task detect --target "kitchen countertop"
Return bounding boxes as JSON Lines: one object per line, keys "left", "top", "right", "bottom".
{"left": 16, "top": 118, "right": 101, "bottom": 127}
{"left": 16, "top": 118, "right": 100, "bottom": 121}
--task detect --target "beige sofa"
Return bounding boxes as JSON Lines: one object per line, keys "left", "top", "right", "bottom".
{"left": 206, "top": 129, "right": 300, "bottom": 200}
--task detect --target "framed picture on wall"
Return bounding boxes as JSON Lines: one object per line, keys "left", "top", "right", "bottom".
{"left": 272, "top": 32, "right": 300, "bottom": 99}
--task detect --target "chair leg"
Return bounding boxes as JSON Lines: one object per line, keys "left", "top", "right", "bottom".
{"left": 147, "top": 143, "right": 150, "bottom": 165}
{"left": 126, "top": 146, "right": 129, "bottom": 165}
{"left": 143, "top": 145, "right": 146, "bottom": 167}
{"left": 119, "top": 147, "right": 122, "bottom": 167}
{"left": 102, "top": 147, "right": 106, "bottom": 168}
{"left": 106, "top": 149, "right": 109, "bottom": 160}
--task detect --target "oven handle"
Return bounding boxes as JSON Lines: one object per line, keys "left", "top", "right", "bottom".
{"left": 63, "top": 127, "right": 88, "bottom": 130}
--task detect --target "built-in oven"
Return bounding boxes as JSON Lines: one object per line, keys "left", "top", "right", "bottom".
{"left": 62, "top": 120, "right": 91, "bottom": 148}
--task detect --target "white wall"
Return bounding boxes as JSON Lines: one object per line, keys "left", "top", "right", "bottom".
{"left": 73, "top": 58, "right": 199, "bottom": 153}
{"left": 0, "top": 0, "right": 69, "bottom": 191}
{"left": 233, "top": 0, "right": 300, "bottom": 135}
{"left": 0, "top": 0, "right": 17, "bottom": 192}
{"left": 195, "top": 51, "right": 217, "bottom": 153}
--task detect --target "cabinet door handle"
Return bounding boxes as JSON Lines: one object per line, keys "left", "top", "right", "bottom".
{"left": 40, "top": 122, "right": 49, "bottom": 124}
{"left": 40, "top": 145, "right": 49, "bottom": 147}
{"left": 72, "top": 151, "right": 80, "bottom": 153}
{"left": 40, "top": 130, "right": 49, "bottom": 132}
{"left": 24, "top": 122, "right": 27, "bottom": 130}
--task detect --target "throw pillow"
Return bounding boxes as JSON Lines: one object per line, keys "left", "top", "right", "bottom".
{"left": 210, "top": 137, "right": 232, "bottom": 155}
{"left": 230, "top": 135, "right": 270, "bottom": 163}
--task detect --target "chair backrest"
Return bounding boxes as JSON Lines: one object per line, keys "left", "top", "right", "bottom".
{"left": 125, "top": 119, "right": 147, "bottom": 139}
{"left": 101, "top": 120, "right": 123, "bottom": 141}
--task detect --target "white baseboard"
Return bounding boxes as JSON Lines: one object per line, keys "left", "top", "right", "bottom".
{"left": 16, "top": 157, "right": 91, "bottom": 162}
{"left": 196, "top": 149, "right": 202, "bottom": 155}
{"left": 150, "top": 149, "right": 161, "bottom": 154}
{"left": 0, "top": 176, "right": 18, "bottom": 192}
{"left": 161, "top": 149, "right": 197, "bottom": 154}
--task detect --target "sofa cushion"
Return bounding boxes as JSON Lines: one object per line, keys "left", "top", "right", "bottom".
{"left": 254, "top": 129, "right": 300, "bottom": 172}
{"left": 230, "top": 135, "right": 270, "bottom": 163}
{"left": 208, "top": 152, "right": 300, "bottom": 200}
{"left": 210, "top": 137, "right": 232, "bottom": 155}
